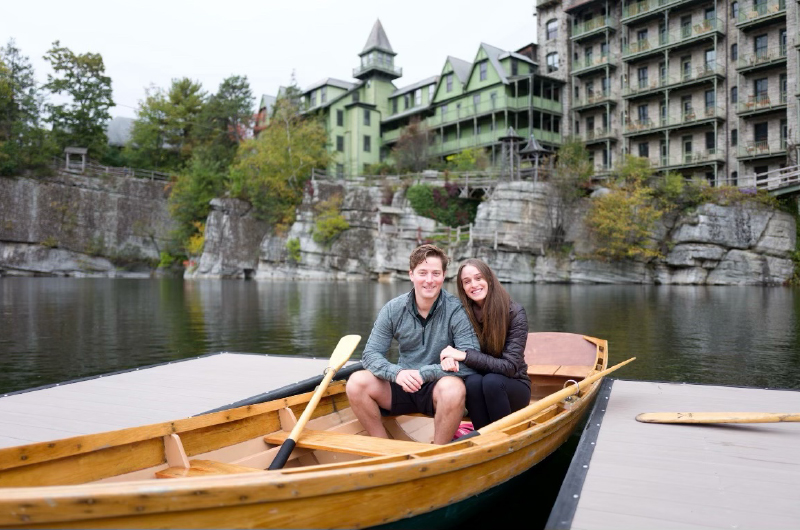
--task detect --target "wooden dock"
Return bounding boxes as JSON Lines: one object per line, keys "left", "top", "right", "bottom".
{"left": 0, "top": 353, "right": 358, "bottom": 449}
{"left": 547, "top": 379, "right": 800, "bottom": 530}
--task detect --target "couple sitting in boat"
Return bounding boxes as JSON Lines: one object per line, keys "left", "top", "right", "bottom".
{"left": 346, "top": 244, "right": 530, "bottom": 444}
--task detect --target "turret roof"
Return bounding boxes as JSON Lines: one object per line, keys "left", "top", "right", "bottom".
{"left": 361, "top": 19, "right": 395, "bottom": 55}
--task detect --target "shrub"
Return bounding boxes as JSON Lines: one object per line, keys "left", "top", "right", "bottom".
{"left": 406, "top": 184, "right": 479, "bottom": 227}
{"left": 312, "top": 196, "right": 349, "bottom": 246}
{"left": 286, "top": 238, "right": 301, "bottom": 263}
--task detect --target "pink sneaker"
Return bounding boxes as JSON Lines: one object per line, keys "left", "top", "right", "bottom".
{"left": 452, "top": 422, "right": 475, "bottom": 441}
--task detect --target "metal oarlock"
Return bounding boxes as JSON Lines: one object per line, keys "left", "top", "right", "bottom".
{"left": 562, "top": 379, "right": 580, "bottom": 410}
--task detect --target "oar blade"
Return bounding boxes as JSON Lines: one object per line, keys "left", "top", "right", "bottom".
{"left": 329, "top": 335, "right": 361, "bottom": 371}
{"left": 636, "top": 412, "right": 800, "bottom": 424}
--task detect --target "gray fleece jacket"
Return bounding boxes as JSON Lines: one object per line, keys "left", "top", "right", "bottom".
{"left": 361, "top": 289, "right": 480, "bottom": 383}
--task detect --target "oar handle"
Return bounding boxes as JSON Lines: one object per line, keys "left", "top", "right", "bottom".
{"left": 636, "top": 412, "right": 800, "bottom": 424}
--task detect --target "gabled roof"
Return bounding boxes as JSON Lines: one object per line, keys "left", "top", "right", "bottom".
{"left": 448, "top": 56, "right": 472, "bottom": 85}
{"left": 258, "top": 94, "right": 276, "bottom": 112}
{"left": 498, "top": 50, "right": 537, "bottom": 65}
{"left": 477, "top": 42, "right": 509, "bottom": 84}
{"left": 390, "top": 75, "right": 439, "bottom": 98}
{"left": 303, "top": 78, "right": 356, "bottom": 94}
{"left": 361, "top": 19, "right": 395, "bottom": 56}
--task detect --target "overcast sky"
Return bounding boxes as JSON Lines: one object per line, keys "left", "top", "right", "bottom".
{"left": 1, "top": 1, "right": 539, "bottom": 120}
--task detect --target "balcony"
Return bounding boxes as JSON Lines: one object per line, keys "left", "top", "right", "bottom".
{"left": 571, "top": 53, "right": 616, "bottom": 76}
{"left": 571, "top": 17, "right": 617, "bottom": 42}
{"left": 621, "top": 0, "right": 707, "bottom": 23}
{"left": 623, "top": 105, "right": 725, "bottom": 136}
{"left": 736, "top": 0, "right": 786, "bottom": 30}
{"left": 655, "top": 149, "right": 725, "bottom": 169}
{"left": 382, "top": 128, "right": 402, "bottom": 144}
{"left": 352, "top": 63, "right": 402, "bottom": 78}
{"left": 573, "top": 90, "right": 617, "bottom": 111}
{"left": 426, "top": 95, "right": 563, "bottom": 128}
{"left": 428, "top": 127, "right": 562, "bottom": 156}
{"left": 737, "top": 139, "right": 788, "bottom": 160}
{"left": 623, "top": 63, "right": 725, "bottom": 98}
{"left": 584, "top": 127, "right": 619, "bottom": 144}
{"left": 622, "top": 17, "right": 723, "bottom": 61}
{"left": 736, "top": 46, "right": 788, "bottom": 74}
{"left": 737, "top": 92, "right": 788, "bottom": 116}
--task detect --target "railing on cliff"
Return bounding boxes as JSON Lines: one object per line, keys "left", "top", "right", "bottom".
{"left": 376, "top": 221, "right": 525, "bottom": 251}
{"left": 53, "top": 157, "right": 175, "bottom": 182}
{"left": 311, "top": 166, "right": 551, "bottom": 186}
{"left": 740, "top": 164, "right": 800, "bottom": 196}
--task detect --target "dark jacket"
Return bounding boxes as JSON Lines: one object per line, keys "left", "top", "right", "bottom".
{"left": 361, "top": 289, "right": 479, "bottom": 383}
{"left": 463, "top": 301, "right": 530, "bottom": 387}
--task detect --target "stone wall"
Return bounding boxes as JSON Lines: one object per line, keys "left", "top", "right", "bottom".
{"left": 195, "top": 180, "right": 797, "bottom": 285}
{"left": 0, "top": 173, "right": 177, "bottom": 277}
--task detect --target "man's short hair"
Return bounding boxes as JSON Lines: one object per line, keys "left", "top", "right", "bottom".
{"left": 409, "top": 244, "right": 449, "bottom": 273}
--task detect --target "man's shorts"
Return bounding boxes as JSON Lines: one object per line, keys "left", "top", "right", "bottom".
{"left": 381, "top": 381, "right": 437, "bottom": 417}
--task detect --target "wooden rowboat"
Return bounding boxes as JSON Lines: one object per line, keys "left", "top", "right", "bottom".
{"left": 0, "top": 332, "right": 611, "bottom": 529}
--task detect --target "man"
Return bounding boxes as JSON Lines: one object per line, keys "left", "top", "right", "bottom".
{"left": 346, "top": 244, "right": 479, "bottom": 444}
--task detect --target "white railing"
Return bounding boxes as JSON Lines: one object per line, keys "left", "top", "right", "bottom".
{"left": 53, "top": 158, "right": 174, "bottom": 181}
{"left": 740, "top": 164, "right": 800, "bottom": 192}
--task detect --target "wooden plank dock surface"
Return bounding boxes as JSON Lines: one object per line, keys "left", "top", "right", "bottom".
{"left": 0, "top": 353, "right": 355, "bottom": 449}
{"left": 548, "top": 380, "right": 800, "bottom": 530}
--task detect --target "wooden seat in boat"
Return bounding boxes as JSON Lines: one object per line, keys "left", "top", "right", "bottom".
{"left": 156, "top": 459, "right": 264, "bottom": 479}
{"left": 524, "top": 332, "right": 597, "bottom": 384}
{"left": 264, "top": 429, "right": 432, "bottom": 457}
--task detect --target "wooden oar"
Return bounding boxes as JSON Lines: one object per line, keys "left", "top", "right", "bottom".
{"left": 636, "top": 412, "right": 800, "bottom": 424}
{"left": 268, "top": 335, "right": 361, "bottom": 470}
{"left": 457, "top": 357, "right": 636, "bottom": 440}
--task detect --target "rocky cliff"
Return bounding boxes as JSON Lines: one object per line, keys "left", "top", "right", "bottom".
{"left": 0, "top": 173, "right": 177, "bottom": 277}
{"left": 192, "top": 179, "right": 798, "bottom": 285}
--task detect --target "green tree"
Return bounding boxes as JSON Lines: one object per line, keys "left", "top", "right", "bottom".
{"left": 0, "top": 40, "right": 53, "bottom": 175}
{"left": 192, "top": 75, "right": 253, "bottom": 167}
{"left": 547, "top": 137, "right": 593, "bottom": 249}
{"left": 446, "top": 147, "right": 489, "bottom": 172}
{"left": 228, "top": 93, "right": 329, "bottom": 228}
{"left": 585, "top": 155, "right": 664, "bottom": 261}
{"left": 43, "top": 41, "right": 114, "bottom": 156}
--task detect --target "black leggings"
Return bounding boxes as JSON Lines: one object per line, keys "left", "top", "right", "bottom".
{"left": 464, "top": 373, "right": 532, "bottom": 430}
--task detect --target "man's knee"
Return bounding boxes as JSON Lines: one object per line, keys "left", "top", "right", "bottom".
{"left": 346, "top": 370, "right": 378, "bottom": 397}
{"left": 433, "top": 376, "right": 466, "bottom": 407}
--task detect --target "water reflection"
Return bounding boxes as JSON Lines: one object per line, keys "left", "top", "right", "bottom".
{"left": 0, "top": 278, "right": 798, "bottom": 394}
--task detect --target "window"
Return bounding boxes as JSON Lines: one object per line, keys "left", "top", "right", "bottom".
{"left": 754, "top": 78, "right": 768, "bottom": 101}
{"left": 585, "top": 47, "right": 593, "bottom": 64}
{"left": 682, "top": 95, "right": 693, "bottom": 117}
{"left": 600, "top": 41, "right": 609, "bottom": 56}
{"left": 780, "top": 29, "right": 787, "bottom": 55}
{"left": 337, "top": 109, "right": 344, "bottom": 126}
{"left": 659, "top": 61, "right": 666, "bottom": 85}
{"left": 476, "top": 123, "right": 482, "bottom": 135}
{"left": 754, "top": 122, "right": 768, "bottom": 144}
{"left": 546, "top": 52, "right": 559, "bottom": 72}
{"left": 473, "top": 93, "right": 480, "bottom": 107}
{"left": 706, "top": 131, "right": 716, "bottom": 151}
{"left": 731, "top": 171, "right": 738, "bottom": 186}
{"left": 363, "top": 135, "right": 371, "bottom": 152}
{"left": 681, "top": 15, "right": 692, "bottom": 38}
{"left": 490, "top": 92, "right": 497, "bottom": 108}
{"left": 441, "top": 104, "right": 448, "bottom": 117}
{"left": 479, "top": 62, "right": 488, "bottom": 81}
{"left": 414, "top": 89, "right": 421, "bottom": 106}
{"left": 781, "top": 119, "right": 788, "bottom": 147}
{"left": 546, "top": 19, "right": 558, "bottom": 40}
{"left": 352, "top": 91, "right": 359, "bottom": 103}
{"left": 638, "top": 142, "right": 649, "bottom": 158}
{"left": 731, "top": 43, "right": 738, "bottom": 62}
{"left": 336, "top": 164, "right": 344, "bottom": 178}
{"left": 446, "top": 73, "right": 453, "bottom": 92}
{"left": 682, "top": 56, "right": 692, "bottom": 80}
{"left": 705, "top": 48, "right": 716, "bottom": 70}
{"left": 404, "top": 94, "right": 411, "bottom": 109}
{"left": 586, "top": 81, "right": 594, "bottom": 99}
{"left": 363, "top": 109, "right": 370, "bottom": 126}
{"left": 754, "top": 34, "right": 767, "bottom": 59}
{"left": 511, "top": 60, "right": 518, "bottom": 76}
{"left": 336, "top": 136, "right": 344, "bottom": 152}
{"left": 731, "top": 86, "right": 738, "bottom": 103}
{"left": 637, "top": 104, "right": 649, "bottom": 123}
{"left": 780, "top": 74, "right": 787, "bottom": 102}
{"left": 391, "top": 99, "right": 397, "bottom": 114}
{"left": 601, "top": 77, "right": 610, "bottom": 94}
{"left": 705, "top": 89, "right": 715, "bottom": 113}
{"left": 637, "top": 66, "right": 649, "bottom": 89}
{"left": 320, "top": 87, "right": 327, "bottom": 104}
{"left": 428, "top": 84, "right": 434, "bottom": 102}
{"left": 683, "top": 135, "right": 693, "bottom": 162}
{"left": 637, "top": 29, "right": 648, "bottom": 47}
{"left": 731, "top": 128, "right": 738, "bottom": 146}
{"left": 755, "top": 166, "right": 768, "bottom": 180}
{"left": 659, "top": 22, "right": 667, "bottom": 45}
{"left": 705, "top": 7, "right": 715, "bottom": 20}
{"left": 731, "top": 1, "right": 738, "bottom": 19}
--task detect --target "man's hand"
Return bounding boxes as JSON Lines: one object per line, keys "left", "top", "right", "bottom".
{"left": 441, "top": 357, "right": 459, "bottom": 372}
{"left": 440, "top": 345, "right": 466, "bottom": 362}
{"left": 396, "top": 369, "right": 424, "bottom": 393}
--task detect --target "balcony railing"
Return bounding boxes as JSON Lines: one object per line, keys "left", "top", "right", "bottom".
{"left": 623, "top": 105, "right": 725, "bottom": 134}
{"left": 426, "top": 95, "right": 563, "bottom": 128}
{"left": 571, "top": 53, "right": 614, "bottom": 74}
{"left": 737, "top": 92, "right": 788, "bottom": 114}
{"left": 736, "top": 0, "right": 786, "bottom": 28}
{"left": 585, "top": 127, "right": 618, "bottom": 142}
{"left": 622, "top": 63, "right": 725, "bottom": 97}
{"left": 574, "top": 89, "right": 614, "bottom": 109}
{"left": 352, "top": 63, "right": 402, "bottom": 78}
{"left": 622, "top": 18, "right": 722, "bottom": 60}
{"left": 737, "top": 139, "right": 788, "bottom": 158}
{"left": 736, "top": 45, "right": 788, "bottom": 71}
{"left": 621, "top": 0, "right": 699, "bottom": 21}
{"left": 572, "top": 17, "right": 617, "bottom": 39}
{"left": 653, "top": 150, "right": 725, "bottom": 168}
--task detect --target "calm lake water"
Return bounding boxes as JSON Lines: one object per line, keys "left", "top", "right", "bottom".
{"left": 1, "top": 278, "right": 798, "bottom": 528}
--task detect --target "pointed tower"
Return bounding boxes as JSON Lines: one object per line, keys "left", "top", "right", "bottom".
{"left": 353, "top": 19, "right": 402, "bottom": 81}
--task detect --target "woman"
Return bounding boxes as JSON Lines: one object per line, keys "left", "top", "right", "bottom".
{"left": 440, "top": 259, "right": 531, "bottom": 430}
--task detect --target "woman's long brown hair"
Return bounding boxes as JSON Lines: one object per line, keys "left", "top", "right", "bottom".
{"left": 456, "top": 259, "right": 510, "bottom": 358}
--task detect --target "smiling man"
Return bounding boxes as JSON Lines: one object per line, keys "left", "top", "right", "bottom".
{"left": 346, "top": 244, "right": 480, "bottom": 444}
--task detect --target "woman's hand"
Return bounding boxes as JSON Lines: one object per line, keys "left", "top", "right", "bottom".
{"left": 441, "top": 357, "right": 459, "bottom": 372}
{"left": 440, "top": 345, "right": 466, "bottom": 362}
